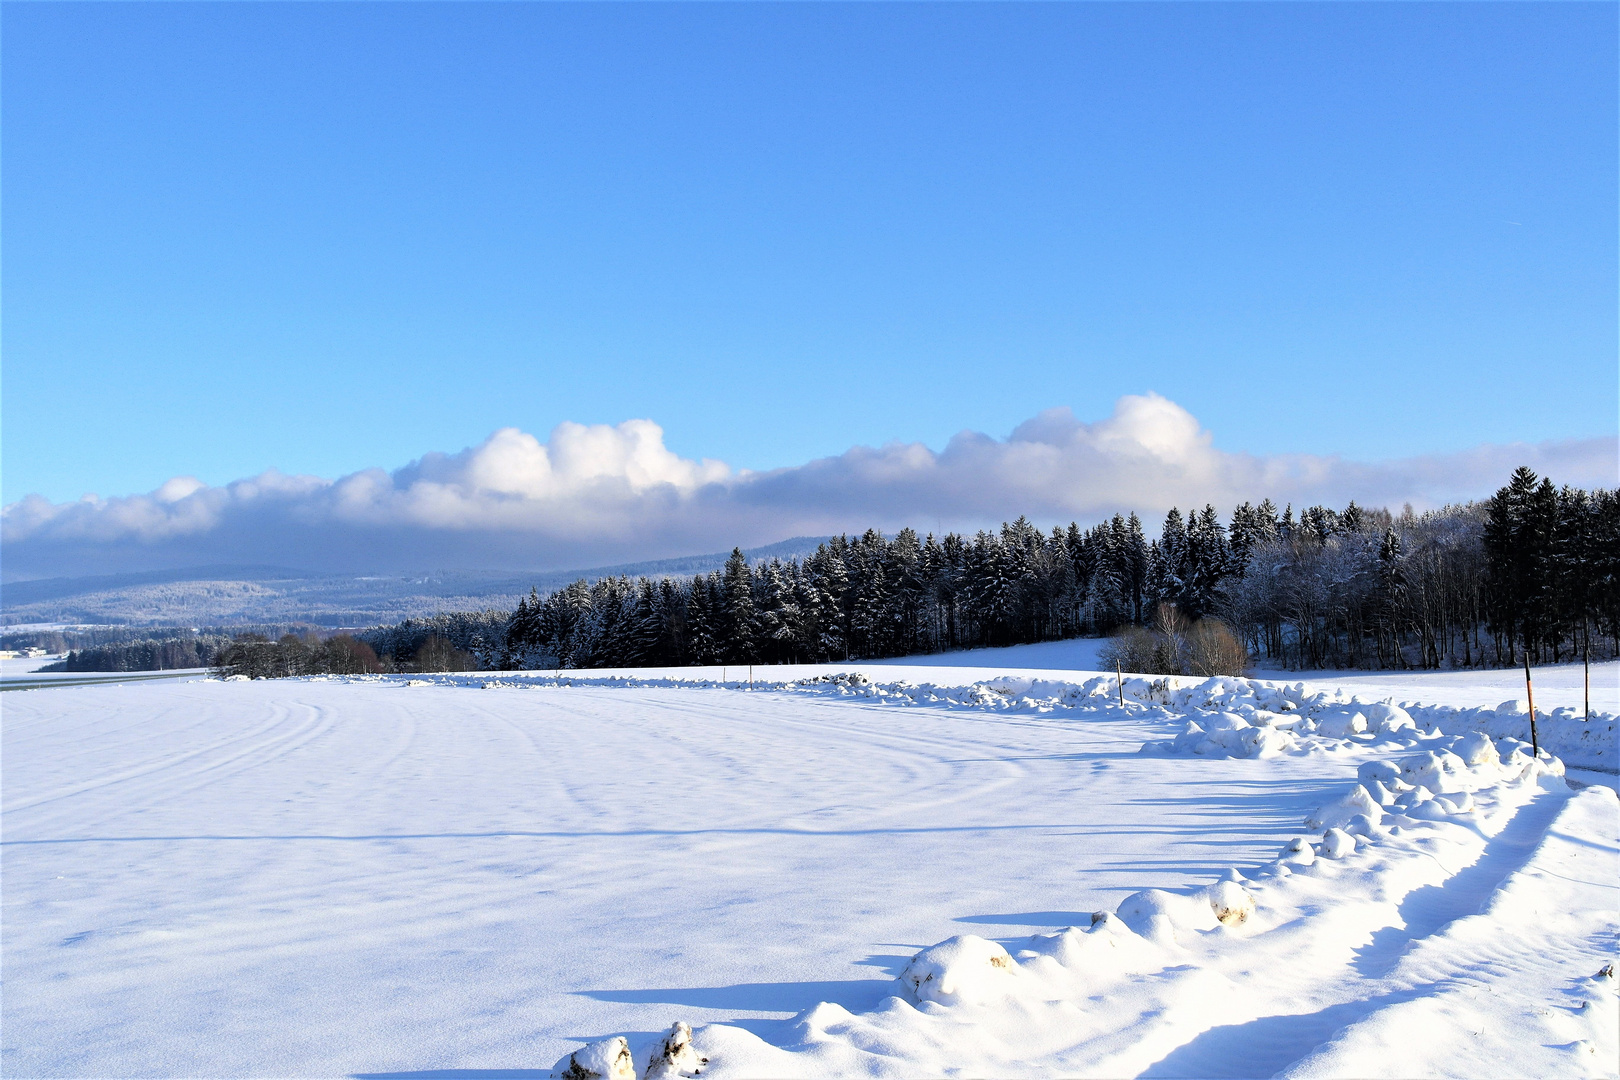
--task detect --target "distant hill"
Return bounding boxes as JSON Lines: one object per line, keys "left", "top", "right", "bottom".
{"left": 0, "top": 537, "right": 830, "bottom": 628}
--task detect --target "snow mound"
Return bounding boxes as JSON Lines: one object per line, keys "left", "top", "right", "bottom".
{"left": 1115, "top": 881, "right": 1255, "bottom": 943}
{"left": 1303, "top": 784, "right": 1383, "bottom": 833}
{"left": 1206, "top": 879, "right": 1257, "bottom": 926}
{"left": 1131, "top": 674, "right": 1609, "bottom": 769}
{"left": 644, "top": 1021, "right": 707, "bottom": 1079}
{"left": 898, "top": 935, "right": 1017, "bottom": 1005}
{"left": 553, "top": 1036, "right": 636, "bottom": 1080}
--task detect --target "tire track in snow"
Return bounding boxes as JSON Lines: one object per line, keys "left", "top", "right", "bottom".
{"left": 1275, "top": 788, "right": 1619, "bottom": 1079}
{"left": 3, "top": 698, "right": 306, "bottom": 817}
{"left": 5, "top": 698, "right": 337, "bottom": 834}
{"left": 649, "top": 689, "right": 1042, "bottom": 825}
{"left": 1135, "top": 787, "right": 1583, "bottom": 1079}
{"left": 1350, "top": 786, "right": 1571, "bottom": 978}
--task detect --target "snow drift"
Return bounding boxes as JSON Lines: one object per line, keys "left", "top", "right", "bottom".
{"left": 548, "top": 742, "right": 1615, "bottom": 1079}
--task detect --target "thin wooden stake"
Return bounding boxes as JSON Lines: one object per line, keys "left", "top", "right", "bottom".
{"left": 1585, "top": 638, "right": 1591, "bottom": 720}
{"left": 1116, "top": 660, "right": 1125, "bottom": 708}
{"left": 1523, "top": 652, "right": 1540, "bottom": 759}
{"left": 749, "top": 664, "right": 754, "bottom": 691}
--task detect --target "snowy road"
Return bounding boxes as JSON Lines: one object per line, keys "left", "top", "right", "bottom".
{"left": 3, "top": 670, "right": 1614, "bottom": 1078}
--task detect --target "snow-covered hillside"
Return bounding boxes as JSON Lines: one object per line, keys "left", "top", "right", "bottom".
{"left": 2, "top": 661, "right": 1614, "bottom": 1078}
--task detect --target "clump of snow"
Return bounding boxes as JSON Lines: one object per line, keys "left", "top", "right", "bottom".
{"left": 554, "top": 1036, "right": 636, "bottom": 1080}
{"left": 1399, "top": 748, "right": 1470, "bottom": 792}
{"left": 1451, "top": 730, "right": 1497, "bottom": 766}
{"left": 1317, "top": 827, "right": 1357, "bottom": 859}
{"left": 1204, "top": 880, "right": 1256, "bottom": 926}
{"left": 1115, "top": 882, "right": 1254, "bottom": 942}
{"left": 644, "top": 1021, "right": 707, "bottom": 1079}
{"left": 1363, "top": 701, "right": 1417, "bottom": 735}
{"left": 1303, "top": 784, "right": 1383, "bottom": 833}
{"left": 898, "top": 935, "right": 1017, "bottom": 1005}
{"left": 1276, "top": 835, "right": 1317, "bottom": 869}
{"left": 1315, "top": 710, "right": 1368, "bottom": 739}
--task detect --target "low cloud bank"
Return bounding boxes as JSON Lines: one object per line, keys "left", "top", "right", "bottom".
{"left": 4, "top": 394, "right": 1614, "bottom": 578}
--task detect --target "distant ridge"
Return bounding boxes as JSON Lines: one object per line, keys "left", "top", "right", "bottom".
{"left": 0, "top": 538, "right": 830, "bottom": 628}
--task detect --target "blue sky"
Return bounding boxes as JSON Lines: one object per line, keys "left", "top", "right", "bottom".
{"left": 2, "top": 2, "right": 1616, "bottom": 574}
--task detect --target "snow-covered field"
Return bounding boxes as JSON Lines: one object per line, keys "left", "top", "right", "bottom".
{"left": 1, "top": 654, "right": 66, "bottom": 677}
{"left": 3, "top": 657, "right": 1615, "bottom": 1078}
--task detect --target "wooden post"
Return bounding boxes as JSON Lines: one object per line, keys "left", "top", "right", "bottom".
{"left": 749, "top": 664, "right": 754, "bottom": 691}
{"left": 1585, "top": 639, "right": 1591, "bottom": 720}
{"left": 1116, "top": 660, "right": 1125, "bottom": 708}
{"left": 1523, "top": 653, "right": 1539, "bottom": 759}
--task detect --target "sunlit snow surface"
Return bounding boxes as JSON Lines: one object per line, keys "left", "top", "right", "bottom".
{"left": 3, "top": 656, "right": 1616, "bottom": 1078}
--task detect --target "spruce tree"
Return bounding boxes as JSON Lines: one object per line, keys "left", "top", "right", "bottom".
{"left": 721, "top": 549, "right": 757, "bottom": 663}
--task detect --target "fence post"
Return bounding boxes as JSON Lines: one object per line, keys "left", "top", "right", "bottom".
{"left": 1116, "top": 661, "right": 1125, "bottom": 708}
{"left": 1523, "top": 653, "right": 1539, "bottom": 759}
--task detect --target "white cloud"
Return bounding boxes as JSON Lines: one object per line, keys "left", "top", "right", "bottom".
{"left": 3, "top": 397, "right": 1614, "bottom": 578}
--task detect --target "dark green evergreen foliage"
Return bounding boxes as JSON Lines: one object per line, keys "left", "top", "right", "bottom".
{"left": 43, "top": 635, "right": 231, "bottom": 672}
{"left": 360, "top": 610, "right": 509, "bottom": 668}
{"left": 28, "top": 624, "right": 325, "bottom": 672}
{"left": 1483, "top": 468, "right": 1620, "bottom": 666}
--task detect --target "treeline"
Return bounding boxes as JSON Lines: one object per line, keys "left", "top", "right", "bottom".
{"left": 357, "top": 611, "right": 508, "bottom": 668}
{"left": 25, "top": 615, "right": 505, "bottom": 676}
{"left": 214, "top": 634, "right": 386, "bottom": 678}
{"left": 38, "top": 625, "right": 322, "bottom": 676}
{"left": 37, "top": 625, "right": 321, "bottom": 673}
{"left": 213, "top": 622, "right": 489, "bottom": 679}
{"left": 494, "top": 468, "right": 1616, "bottom": 672}
{"left": 1225, "top": 469, "right": 1618, "bottom": 668}
{"left": 42, "top": 635, "right": 233, "bottom": 673}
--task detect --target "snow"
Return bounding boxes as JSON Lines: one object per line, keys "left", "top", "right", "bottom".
{"left": 3, "top": 657, "right": 1616, "bottom": 1078}
{"left": 1281, "top": 787, "right": 1620, "bottom": 1079}
{"left": 861, "top": 636, "right": 1618, "bottom": 718}
{"left": 1251, "top": 656, "right": 1620, "bottom": 716}
{"left": 1, "top": 654, "right": 68, "bottom": 676}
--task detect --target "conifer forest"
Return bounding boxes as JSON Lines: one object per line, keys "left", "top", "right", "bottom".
{"left": 483, "top": 468, "right": 1618, "bottom": 673}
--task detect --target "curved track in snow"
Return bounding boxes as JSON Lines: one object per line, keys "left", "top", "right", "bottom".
{"left": 4, "top": 674, "right": 1613, "bottom": 1078}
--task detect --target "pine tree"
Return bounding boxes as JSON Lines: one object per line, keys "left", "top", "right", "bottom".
{"left": 755, "top": 561, "right": 801, "bottom": 662}
{"left": 1149, "top": 508, "right": 1190, "bottom": 609}
{"left": 1485, "top": 467, "right": 1557, "bottom": 662}
{"left": 685, "top": 574, "right": 719, "bottom": 665}
{"left": 1122, "top": 513, "right": 1150, "bottom": 622}
{"left": 1183, "top": 505, "right": 1230, "bottom": 618}
{"left": 721, "top": 549, "right": 757, "bottom": 663}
